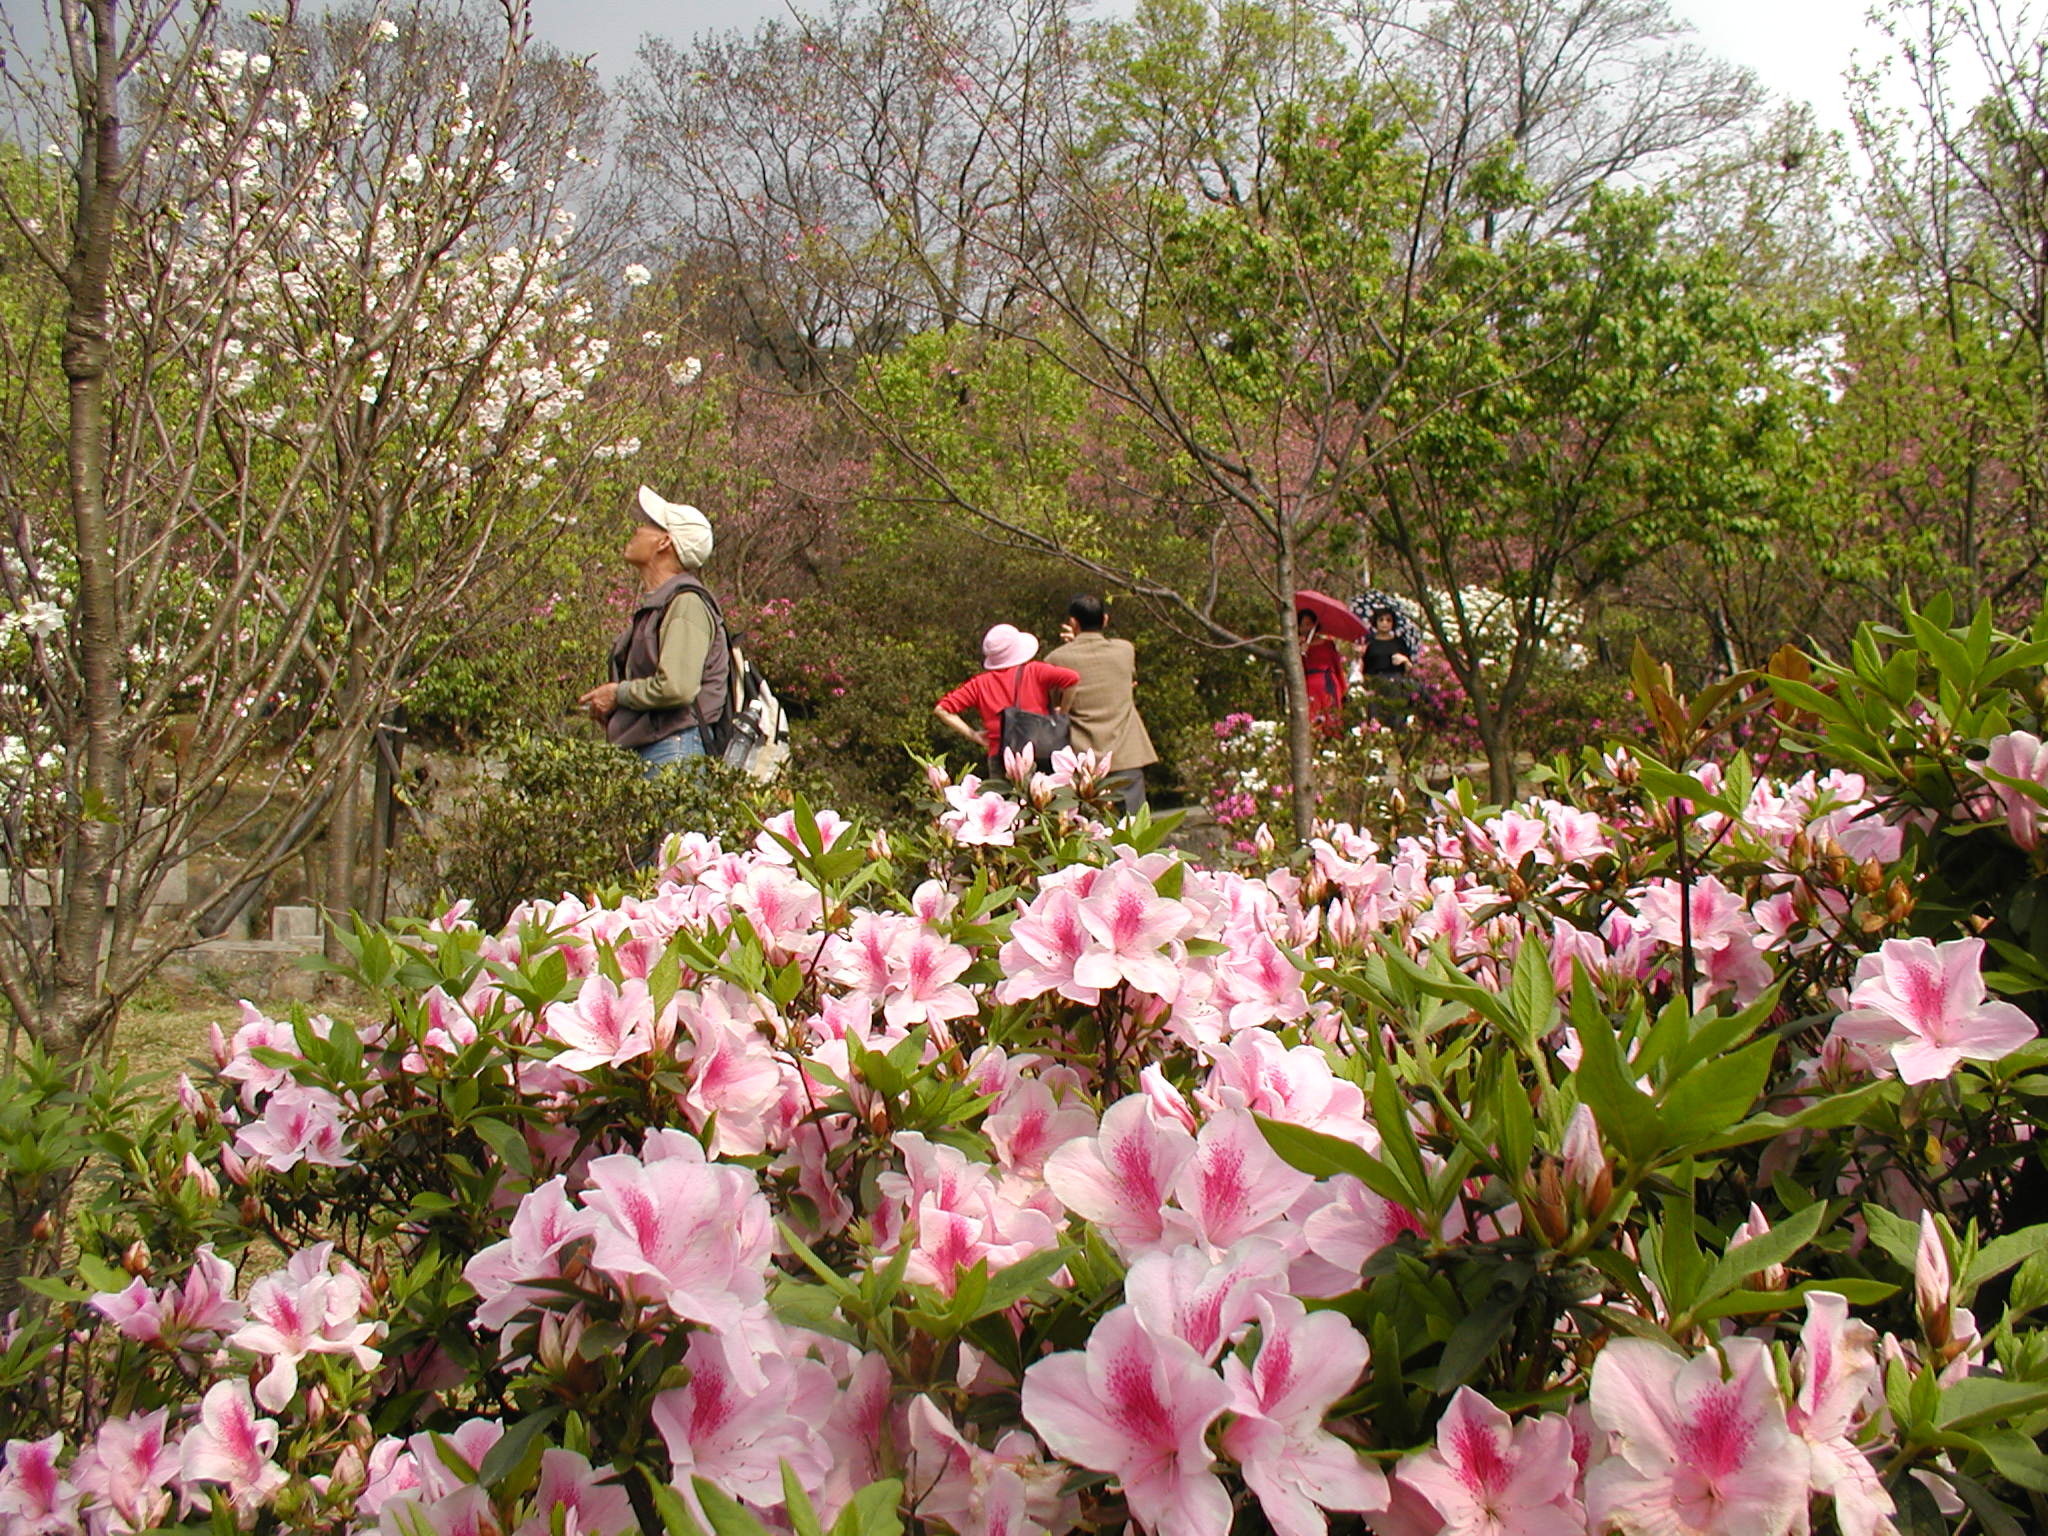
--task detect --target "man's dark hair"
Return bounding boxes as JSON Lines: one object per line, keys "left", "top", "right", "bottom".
{"left": 1067, "top": 594, "right": 1107, "bottom": 631}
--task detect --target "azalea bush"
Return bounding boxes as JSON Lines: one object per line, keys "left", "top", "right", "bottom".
{"left": 6, "top": 598, "right": 2048, "bottom": 1535}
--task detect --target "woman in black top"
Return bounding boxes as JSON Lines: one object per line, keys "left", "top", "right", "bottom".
{"left": 1360, "top": 608, "right": 1413, "bottom": 723}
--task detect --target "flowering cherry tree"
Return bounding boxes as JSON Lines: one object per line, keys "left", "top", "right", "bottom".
{"left": 0, "top": 0, "right": 616, "bottom": 1064}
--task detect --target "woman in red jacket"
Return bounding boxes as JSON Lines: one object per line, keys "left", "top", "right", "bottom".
{"left": 935, "top": 624, "right": 1080, "bottom": 780}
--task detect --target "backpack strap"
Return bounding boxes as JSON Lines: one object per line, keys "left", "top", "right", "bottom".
{"left": 1009, "top": 663, "right": 1028, "bottom": 707}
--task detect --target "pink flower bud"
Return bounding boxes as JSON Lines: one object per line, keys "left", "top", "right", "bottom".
{"left": 218, "top": 1143, "right": 251, "bottom": 1187}
{"left": 183, "top": 1153, "right": 221, "bottom": 1202}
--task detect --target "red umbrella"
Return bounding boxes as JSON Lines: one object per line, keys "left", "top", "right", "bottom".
{"left": 1293, "top": 589, "right": 1368, "bottom": 643}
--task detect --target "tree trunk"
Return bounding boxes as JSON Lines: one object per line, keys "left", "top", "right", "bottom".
{"left": 363, "top": 713, "right": 402, "bottom": 927}
{"left": 45, "top": 0, "right": 128, "bottom": 1066}
{"left": 1276, "top": 537, "right": 1316, "bottom": 844}
{"left": 322, "top": 754, "right": 361, "bottom": 964}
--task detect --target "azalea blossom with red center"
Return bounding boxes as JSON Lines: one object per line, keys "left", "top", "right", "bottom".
{"left": 1587, "top": 1336, "right": 1810, "bottom": 1536}
{"left": 1394, "top": 1387, "right": 1583, "bottom": 1536}
{"left": 1830, "top": 934, "right": 2038, "bottom": 1083}
{"left": 1020, "top": 1304, "right": 1234, "bottom": 1536}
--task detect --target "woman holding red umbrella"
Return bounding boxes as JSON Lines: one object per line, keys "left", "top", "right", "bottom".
{"left": 1294, "top": 590, "right": 1366, "bottom": 735}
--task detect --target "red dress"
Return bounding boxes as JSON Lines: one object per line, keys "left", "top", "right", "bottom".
{"left": 1302, "top": 639, "right": 1345, "bottom": 733}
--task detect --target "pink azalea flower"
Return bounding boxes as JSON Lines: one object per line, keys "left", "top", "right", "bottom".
{"left": 1394, "top": 1387, "right": 1584, "bottom": 1536}
{"left": 226, "top": 1244, "right": 383, "bottom": 1412}
{"left": 72, "top": 1411, "right": 178, "bottom": 1536}
{"left": 579, "top": 1148, "right": 772, "bottom": 1330}
{"left": 1984, "top": 730, "right": 2048, "bottom": 848}
{"left": 1218, "top": 1295, "right": 1388, "bottom": 1536}
{"left": 1126, "top": 1240, "right": 1289, "bottom": 1362}
{"left": 726, "top": 863, "right": 826, "bottom": 962}
{"left": 91, "top": 1244, "right": 241, "bottom": 1352}
{"left": 1071, "top": 866, "right": 1189, "bottom": 999}
{"left": 1212, "top": 936, "right": 1311, "bottom": 1032}
{"left": 676, "top": 988, "right": 786, "bottom": 1157}
{"left": 464, "top": 1175, "right": 600, "bottom": 1331}
{"left": 995, "top": 887, "right": 1102, "bottom": 1006}
{"left": 232, "top": 1083, "right": 355, "bottom": 1172}
{"left": 1043, "top": 1096, "right": 1196, "bottom": 1257}
{"left": 1831, "top": 935, "right": 2038, "bottom": 1083}
{"left": 512, "top": 1448, "right": 636, "bottom": 1536}
{"left": 941, "top": 785, "right": 1022, "bottom": 847}
{"left": 1587, "top": 1336, "right": 1810, "bottom": 1536}
{"left": 0, "top": 1434, "right": 81, "bottom": 1536}
{"left": 904, "top": 1396, "right": 1069, "bottom": 1536}
{"left": 1020, "top": 1305, "right": 1234, "bottom": 1536}
{"left": 1300, "top": 1176, "right": 1427, "bottom": 1280}
{"left": 754, "top": 808, "right": 852, "bottom": 863}
{"left": 542, "top": 974, "right": 654, "bottom": 1073}
{"left": 1163, "top": 1106, "right": 1314, "bottom": 1251}
{"left": 821, "top": 910, "right": 918, "bottom": 1011}
{"left": 882, "top": 929, "right": 979, "bottom": 1037}
{"left": 1790, "top": 1292, "right": 1896, "bottom": 1536}
{"left": 651, "top": 1330, "right": 837, "bottom": 1521}
{"left": 1200, "top": 1030, "right": 1372, "bottom": 1145}
{"left": 985, "top": 1076, "right": 1097, "bottom": 1178}
{"left": 179, "top": 1381, "right": 286, "bottom": 1516}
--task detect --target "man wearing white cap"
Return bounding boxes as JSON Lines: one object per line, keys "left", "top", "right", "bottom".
{"left": 579, "top": 486, "right": 728, "bottom": 773}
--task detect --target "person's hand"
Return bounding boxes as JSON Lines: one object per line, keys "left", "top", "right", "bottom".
{"left": 1059, "top": 617, "right": 1079, "bottom": 642}
{"left": 1394, "top": 654, "right": 1410, "bottom": 670}
{"left": 578, "top": 682, "right": 618, "bottom": 721}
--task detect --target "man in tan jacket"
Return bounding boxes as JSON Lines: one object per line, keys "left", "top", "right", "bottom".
{"left": 1044, "top": 594, "right": 1156, "bottom": 817}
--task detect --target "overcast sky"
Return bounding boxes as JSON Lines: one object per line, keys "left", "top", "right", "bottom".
{"left": 526, "top": 0, "right": 1917, "bottom": 143}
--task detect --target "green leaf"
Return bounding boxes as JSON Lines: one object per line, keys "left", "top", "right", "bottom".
{"left": 477, "top": 1405, "right": 563, "bottom": 1488}
{"left": 1661, "top": 1036, "right": 1776, "bottom": 1148}
{"left": 1371, "top": 1065, "right": 1433, "bottom": 1213}
{"left": 782, "top": 1464, "right": 825, "bottom": 1536}
{"left": 1692, "top": 1203, "right": 1829, "bottom": 1314}
{"left": 1975, "top": 1428, "right": 2048, "bottom": 1493}
{"left": 974, "top": 1246, "right": 1074, "bottom": 1319}
{"left": 1693, "top": 1278, "right": 1899, "bottom": 1321}
{"left": 1962, "top": 1223, "right": 2048, "bottom": 1298}
{"left": 1256, "top": 1115, "right": 1418, "bottom": 1212}
{"left": 693, "top": 1478, "right": 775, "bottom": 1536}
{"left": 469, "top": 1114, "right": 533, "bottom": 1186}
{"left": 827, "top": 1477, "right": 904, "bottom": 1536}
{"left": 649, "top": 1482, "right": 711, "bottom": 1536}
{"left": 1570, "top": 991, "right": 1662, "bottom": 1167}
{"left": 1939, "top": 1377, "right": 2048, "bottom": 1433}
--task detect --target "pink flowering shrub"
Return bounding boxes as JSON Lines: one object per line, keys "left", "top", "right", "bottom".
{"left": 3, "top": 597, "right": 2048, "bottom": 1534}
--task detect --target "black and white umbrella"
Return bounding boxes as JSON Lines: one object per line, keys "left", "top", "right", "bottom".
{"left": 1349, "top": 589, "right": 1426, "bottom": 654}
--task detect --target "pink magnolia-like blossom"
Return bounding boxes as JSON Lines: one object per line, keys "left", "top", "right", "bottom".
{"left": 1831, "top": 935, "right": 2037, "bottom": 1083}
{"left": 1587, "top": 1336, "right": 1810, "bottom": 1536}
{"left": 1043, "top": 1096, "right": 1196, "bottom": 1257}
{"left": 1790, "top": 1292, "right": 1896, "bottom": 1536}
{"left": 226, "top": 1243, "right": 382, "bottom": 1412}
{"left": 1218, "top": 1295, "right": 1388, "bottom": 1536}
{"left": 0, "top": 1434, "right": 81, "bottom": 1536}
{"left": 72, "top": 1411, "right": 178, "bottom": 1536}
{"left": 1393, "top": 1387, "right": 1583, "bottom": 1536}
{"left": 232, "top": 1082, "right": 355, "bottom": 1172}
{"left": 1984, "top": 730, "right": 2048, "bottom": 849}
{"left": 179, "top": 1381, "right": 287, "bottom": 1516}
{"left": 1020, "top": 1305, "right": 1234, "bottom": 1536}
{"left": 541, "top": 974, "right": 655, "bottom": 1073}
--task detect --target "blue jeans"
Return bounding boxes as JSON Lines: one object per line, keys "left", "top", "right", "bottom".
{"left": 636, "top": 726, "right": 705, "bottom": 778}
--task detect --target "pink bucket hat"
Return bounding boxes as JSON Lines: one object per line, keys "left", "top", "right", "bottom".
{"left": 981, "top": 623, "right": 1039, "bottom": 670}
